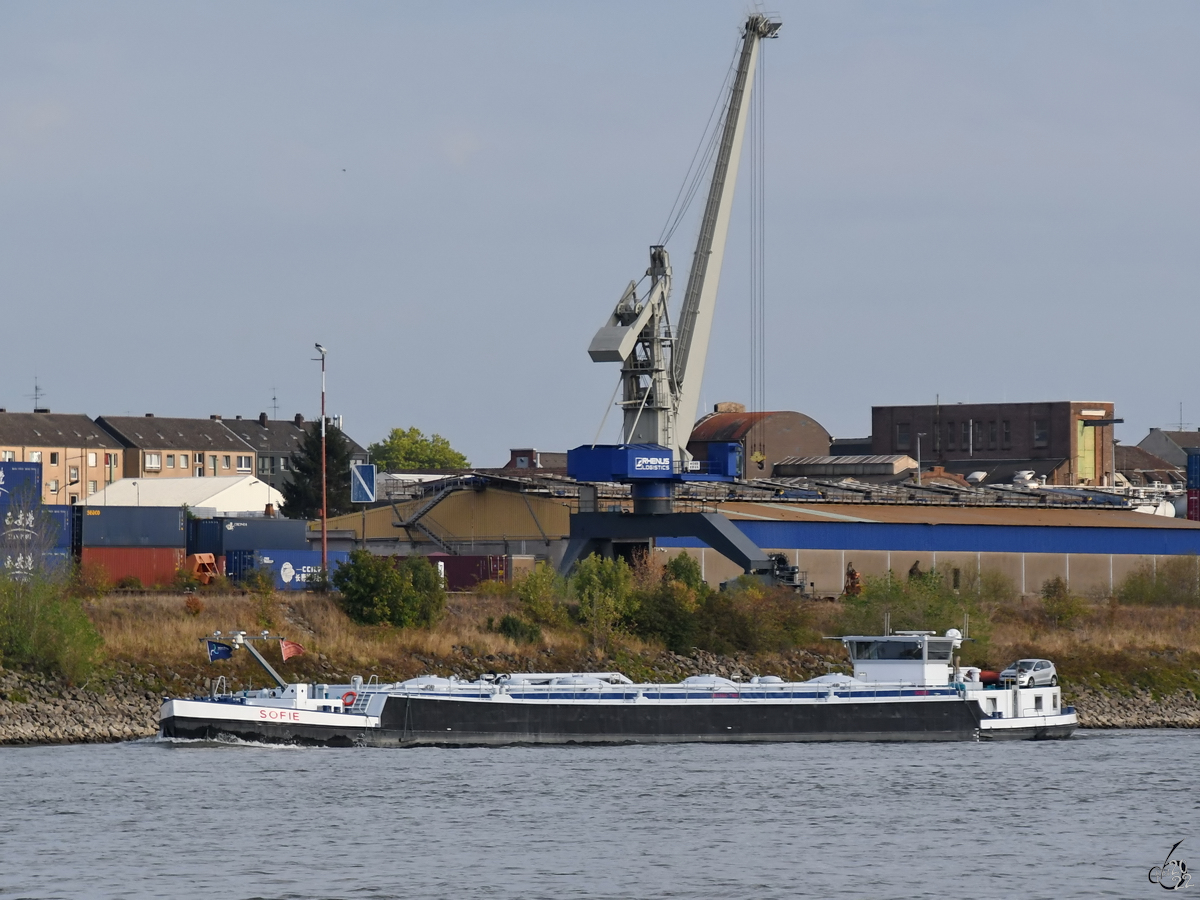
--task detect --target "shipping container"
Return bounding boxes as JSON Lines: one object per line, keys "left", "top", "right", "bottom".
{"left": 74, "top": 506, "right": 186, "bottom": 549}
{"left": 0, "top": 462, "right": 42, "bottom": 508}
{"left": 252, "top": 549, "right": 349, "bottom": 590}
{"left": 225, "top": 549, "right": 256, "bottom": 581}
{"left": 188, "top": 516, "right": 309, "bottom": 555}
{"left": 421, "top": 554, "right": 510, "bottom": 591}
{"left": 1188, "top": 450, "right": 1200, "bottom": 490}
{"left": 3, "top": 547, "right": 70, "bottom": 580}
{"left": 79, "top": 546, "right": 185, "bottom": 588}
{"left": 1189, "top": 489, "right": 1200, "bottom": 522}
{"left": 2, "top": 504, "right": 71, "bottom": 550}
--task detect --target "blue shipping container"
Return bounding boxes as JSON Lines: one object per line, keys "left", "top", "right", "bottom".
{"left": 224, "top": 549, "right": 256, "bottom": 581}
{"left": 1188, "top": 449, "right": 1200, "bottom": 490}
{"left": 3, "top": 547, "right": 71, "bottom": 580}
{"left": 75, "top": 506, "right": 186, "bottom": 548}
{"left": 0, "top": 462, "right": 42, "bottom": 508}
{"left": 2, "top": 504, "right": 71, "bottom": 550}
{"left": 189, "top": 517, "right": 310, "bottom": 555}
{"left": 253, "top": 549, "right": 349, "bottom": 591}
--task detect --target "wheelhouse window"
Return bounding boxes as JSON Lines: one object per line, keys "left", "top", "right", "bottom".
{"left": 925, "top": 640, "right": 954, "bottom": 661}
{"left": 848, "top": 640, "right": 923, "bottom": 661}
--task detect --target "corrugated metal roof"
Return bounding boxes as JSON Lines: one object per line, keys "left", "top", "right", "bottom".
{"left": 716, "top": 500, "right": 1200, "bottom": 529}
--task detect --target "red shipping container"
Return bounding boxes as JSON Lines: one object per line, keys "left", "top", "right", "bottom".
{"left": 80, "top": 547, "right": 185, "bottom": 589}
{"left": 1189, "top": 489, "right": 1200, "bottom": 522}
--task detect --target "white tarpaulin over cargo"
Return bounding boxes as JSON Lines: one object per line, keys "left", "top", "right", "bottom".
{"left": 84, "top": 475, "right": 284, "bottom": 516}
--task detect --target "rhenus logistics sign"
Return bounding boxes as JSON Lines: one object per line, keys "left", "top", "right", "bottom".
{"left": 633, "top": 455, "right": 671, "bottom": 472}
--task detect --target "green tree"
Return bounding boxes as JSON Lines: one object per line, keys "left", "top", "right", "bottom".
{"left": 368, "top": 427, "right": 469, "bottom": 471}
{"left": 1041, "top": 576, "right": 1088, "bottom": 628}
{"left": 281, "top": 421, "right": 354, "bottom": 519}
{"left": 516, "top": 561, "right": 569, "bottom": 627}
{"left": 571, "top": 554, "right": 636, "bottom": 647}
{"left": 331, "top": 551, "right": 446, "bottom": 628}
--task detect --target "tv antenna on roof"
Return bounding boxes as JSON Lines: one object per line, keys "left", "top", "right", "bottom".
{"left": 271, "top": 387, "right": 280, "bottom": 420}
{"left": 28, "top": 376, "right": 44, "bottom": 410}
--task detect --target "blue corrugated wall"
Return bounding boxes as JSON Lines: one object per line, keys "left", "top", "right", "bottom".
{"left": 656, "top": 520, "right": 1200, "bottom": 556}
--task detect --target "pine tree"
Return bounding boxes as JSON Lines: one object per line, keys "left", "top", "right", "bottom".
{"left": 281, "top": 421, "right": 354, "bottom": 519}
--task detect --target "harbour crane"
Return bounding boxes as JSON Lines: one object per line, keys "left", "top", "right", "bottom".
{"left": 563, "top": 14, "right": 795, "bottom": 585}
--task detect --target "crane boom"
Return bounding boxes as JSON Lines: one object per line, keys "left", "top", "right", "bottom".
{"left": 672, "top": 14, "right": 780, "bottom": 447}
{"left": 586, "top": 14, "right": 779, "bottom": 464}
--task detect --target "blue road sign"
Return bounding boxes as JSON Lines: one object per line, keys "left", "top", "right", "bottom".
{"left": 350, "top": 464, "right": 376, "bottom": 504}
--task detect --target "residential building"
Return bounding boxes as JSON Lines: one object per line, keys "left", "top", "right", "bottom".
{"left": 1137, "top": 429, "right": 1200, "bottom": 469}
{"left": 687, "top": 406, "right": 831, "bottom": 476}
{"left": 0, "top": 410, "right": 124, "bottom": 504}
{"left": 1117, "top": 444, "right": 1184, "bottom": 487}
{"left": 95, "top": 414, "right": 256, "bottom": 481}
{"left": 871, "top": 401, "right": 1117, "bottom": 486}
{"left": 221, "top": 413, "right": 367, "bottom": 493}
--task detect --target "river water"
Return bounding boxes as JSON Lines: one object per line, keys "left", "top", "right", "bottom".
{"left": 0, "top": 730, "right": 1195, "bottom": 899}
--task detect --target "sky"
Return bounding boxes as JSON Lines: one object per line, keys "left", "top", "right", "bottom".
{"left": 2, "top": 1, "right": 1199, "bottom": 465}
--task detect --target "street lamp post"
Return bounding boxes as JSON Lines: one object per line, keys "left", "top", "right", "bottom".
{"left": 916, "top": 433, "right": 927, "bottom": 486}
{"left": 314, "top": 344, "right": 328, "bottom": 573}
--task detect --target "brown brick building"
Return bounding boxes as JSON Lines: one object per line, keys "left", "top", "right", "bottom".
{"left": 871, "top": 401, "right": 1117, "bottom": 486}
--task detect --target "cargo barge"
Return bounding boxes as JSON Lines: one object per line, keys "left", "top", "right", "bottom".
{"left": 159, "top": 630, "right": 1077, "bottom": 745}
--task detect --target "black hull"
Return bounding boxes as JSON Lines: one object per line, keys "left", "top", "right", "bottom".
{"left": 161, "top": 695, "right": 986, "bottom": 747}
{"left": 978, "top": 722, "right": 1077, "bottom": 741}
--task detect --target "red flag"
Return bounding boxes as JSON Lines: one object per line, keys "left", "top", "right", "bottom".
{"left": 280, "top": 639, "right": 305, "bottom": 661}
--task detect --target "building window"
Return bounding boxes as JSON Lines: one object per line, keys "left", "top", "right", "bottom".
{"left": 237, "top": 455, "right": 253, "bottom": 473}
{"left": 29, "top": 451, "right": 42, "bottom": 463}
{"left": 961, "top": 422, "right": 971, "bottom": 450}
{"left": 1033, "top": 419, "right": 1049, "bottom": 449}
{"left": 0, "top": 451, "right": 14, "bottom": 462}
{"left": 1002, "top": 421, "right": 1011, "bottom": 449}
{"left": 145, "top": 453, "right": 162, "bottom": 470}
{"left": 973, "top": 421, "right": 984, "bottom": 452}
{"left": 279, "top": 457, "right": 289, "bottom": 472}
{"left": 87, "top": 452, "right": 97, "bottom": 467}
{"left": 896, "top": 423, "right": 911, "bottom": 451}
{"left": 259, "top": 457, "right": 269, "bottom": 474}
{"left": 88, "top": 480, "right": 97, "bottom": 494}
{"left": 192, "top": 453, "right": 201, "bottom": 465}
{"left": 196, "top": 464, "right": 204, "bottom": 477}
{"left": 50, "top": 452, "right": 59, "bottom": 466}
{"left": 69, "top": 494, "right": 78, "bottom": 504}
{"left": 946, "top": 422, "right": 955, "bottom": 451}
{"left": 988, "top": 421, "right": 997, "bottom": 450}
{"left": 166, "top": 454, "right": 175, "bottom": 468}
{"left": 69, "top": 466, "right": 79, "bottom": 483}
{"left": 48, "top": 479, "right": 59, "bottom": 492}
{"left": 210, "top": 454, "right": 218, "bottom": 472}
{"left": 222, "top": 455, "right": 231, "bottom": 469}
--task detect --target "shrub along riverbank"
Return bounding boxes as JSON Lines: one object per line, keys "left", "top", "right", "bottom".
{"left": 5, "top": 553, "right": 1200, "bottom": 744}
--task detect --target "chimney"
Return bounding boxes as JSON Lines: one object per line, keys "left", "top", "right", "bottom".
{"left": 714, "top": 402, "right": 746, "bottom": 414}
{"left": 0, "top": 408, "right": 6, "bottom": 413}
{"left": 294, "top": 413, "right": 305, "bottom": 426}
{"left": 259, "top": 412, "right": 269, "bottom": 427}
{"left": 235, "top": 415, "right": 243, "bottom": 420}
{"left": 264, "top": 502, "right": 275, "bottom": 518}
{"left": 145, "top": 413, "right": 154, "bottom": 418}
{"left": 210, "top": 414, "right": 222, "bottom": 420}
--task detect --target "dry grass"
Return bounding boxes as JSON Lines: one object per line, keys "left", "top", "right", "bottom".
{"left": 85, "top": 590, "right": 600, "bottom": 683}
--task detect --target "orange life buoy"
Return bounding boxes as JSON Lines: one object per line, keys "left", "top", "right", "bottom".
{"left": 341, "top": 690, "right": 357, "bottom": 707}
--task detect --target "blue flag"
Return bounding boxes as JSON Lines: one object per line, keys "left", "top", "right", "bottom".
{"left": 206, "top": 640, "right": 233, "bottom": 662}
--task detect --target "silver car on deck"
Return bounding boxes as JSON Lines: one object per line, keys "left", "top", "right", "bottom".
{"left": 999, "top": 659, "right": 1058, "bottom": 687}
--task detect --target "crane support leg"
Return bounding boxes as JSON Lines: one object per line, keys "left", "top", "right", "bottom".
{"left": 558, "top": 512, "right": 772, "bottom": 577}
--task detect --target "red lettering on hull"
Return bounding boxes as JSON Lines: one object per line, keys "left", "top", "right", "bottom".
{"left": 259, "top": 709, "right": 301, "bottom": 721}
